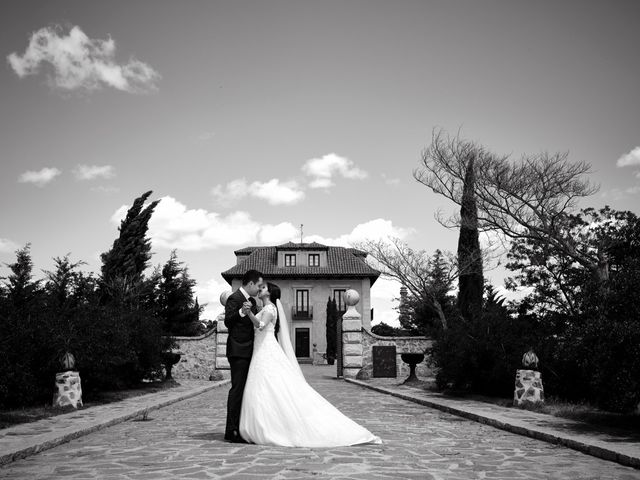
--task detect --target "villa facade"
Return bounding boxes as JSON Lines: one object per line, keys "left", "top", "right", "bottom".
{"left": 221, "top": 241, "right": 380, "bottom": 362}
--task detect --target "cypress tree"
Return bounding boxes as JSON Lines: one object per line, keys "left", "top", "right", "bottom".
{"left": 457, "top": 155, "right": 484, "bottom": 321}
{"left": 100, "top": 191, "right": 159, "bottom": 303}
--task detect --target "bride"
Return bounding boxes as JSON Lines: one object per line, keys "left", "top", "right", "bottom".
{"left": 239, "top": 282, "right": 382, "bottom": 447}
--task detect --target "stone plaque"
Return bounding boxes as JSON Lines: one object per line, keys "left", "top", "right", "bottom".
{"left": 372, "top": 345, "right": 396, "bottom": 378}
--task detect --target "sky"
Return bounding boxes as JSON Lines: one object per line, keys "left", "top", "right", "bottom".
{"left": 1, "top": 0, "right": 639, "bottom": 325}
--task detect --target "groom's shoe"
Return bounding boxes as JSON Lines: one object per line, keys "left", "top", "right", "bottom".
{"left": 226, "top": 430, "right": 248, "bottom": 444}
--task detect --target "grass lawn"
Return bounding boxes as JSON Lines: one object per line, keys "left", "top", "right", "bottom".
{"left": 0, "top": 378, "right": 181, "bottom": 430}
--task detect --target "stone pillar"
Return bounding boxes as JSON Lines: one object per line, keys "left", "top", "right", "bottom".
{"left": 215, "top": 291, "right": 231, "bottom": 372}
{"left": 53, "top": 371, "right": 83, "bottom": 408}
{"left": 514, "top": 369, "right": 544, "bottom": 406}
{"left": 341, "top": 289, "right": 363, "bottom": 379}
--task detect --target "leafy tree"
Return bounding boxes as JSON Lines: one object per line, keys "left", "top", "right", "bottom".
{"left": 354, "top": 238, "right": 456, "bottom": 330}
{"left": 159, "top": 250, "right": 202, "bottom": 336}
{"left": 2, "top": 243, "right": 41, "bottom": 311}
{"left": 371, "top": 322, "right": 408, "bottom": 336}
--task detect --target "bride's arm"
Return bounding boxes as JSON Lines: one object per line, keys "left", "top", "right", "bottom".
{"left": 245, "top": 310, "right": 264, "bottom": 330}
{"left": 247, "top": 306, "right": 275, "bottom": 331}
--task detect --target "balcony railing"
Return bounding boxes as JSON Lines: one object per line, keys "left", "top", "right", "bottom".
{"left": 292, "top": 306, "right": 313, "bottom": 320}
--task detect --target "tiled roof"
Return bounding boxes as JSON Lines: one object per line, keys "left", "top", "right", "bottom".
{"left": 233, "top": 246, "right": 258, "bottom": 254}
{"left": 221, "top": 243, "right": 380, "bottom": 285}
{"left": 275, "top": 241, "right": 328, "bottom": 251}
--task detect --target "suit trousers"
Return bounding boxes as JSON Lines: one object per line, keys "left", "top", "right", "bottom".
{"left": 225, "top": 356, "right": 251, "bottom": 439}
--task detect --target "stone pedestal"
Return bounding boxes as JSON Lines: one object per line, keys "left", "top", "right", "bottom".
{"left": 341, "top": 290, "right": 363, "bottom": 379}
{"left": 514, "top": 369, "right": 544, "bottom": 406}
{"left": 53, "top": 371, "right": 83, "bottom": 408}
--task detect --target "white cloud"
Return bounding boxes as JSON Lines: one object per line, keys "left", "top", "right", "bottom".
{"left": 304, "top": 218, "right": 414, "bottom": 247}
{"left": 381, "top": 173, "right": 401, "bottom": 186}
{"left": 251, "top": 179, "right": 305, "bottom": 205}
{"left": 258, "top": 222, "right": 300, "bottom": 244}
{"left": 91, "top": 185, "right": 120, "bottom": 194}
{"left": 7, "top": 25, "right": 160, "bottom": 93}
{"left": 302, "top": 153, "right": 368, "bottom": 189}
{"left": 18, "top": 167, "right": 61, "bottom": 187}
{"left": 211, "top": 178, "right": 305, "bottom": 206}
{"left": 616, "top": 146, "right": 640, "bottom": 167}
{"left": 197, "top": 131, "right": 216, "bottom": 141}
{"left": 73, "top": 164, "right": 115, "bottom": 180}
{"left": 110, "top": 196, "right": 299, "bottom": 251}
{"left": 0, "top": 238, "right": 20, "bottom": 253}
{"left": 194, "top": 277, "right": 230, "bottom": 321}
{"left": 370, "top": 277, "right": 403, "bottom": 327}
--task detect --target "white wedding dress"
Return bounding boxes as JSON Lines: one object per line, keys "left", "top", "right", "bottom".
{"left": 239, "top": 302, "right": 382, "bottom": 447}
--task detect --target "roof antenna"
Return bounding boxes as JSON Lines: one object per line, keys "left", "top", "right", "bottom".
{"left": 300, "top": 223, "right": 304, "bottom": 244}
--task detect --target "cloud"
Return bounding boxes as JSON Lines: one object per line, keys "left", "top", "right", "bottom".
{"left": 91, "top": 185, "right": 120, "bottom": 194}
{"left": 616, "top": 146, "right": 640, "bottom": 167}
{"left": 197, "top": 131, "right": 216, "bottom": 141}
{"left": 370, "top": 277, "right": 403, "bottom": 327}
{"left": 304, "top": 218, "right": 414, "bottom": 247}
{"left": 18, "top": 167, "right": 61, "bottom": 187}
{"left": 110, "top": 196, "right": 300, "bottom": 251}
{"left": 0, "top": 238, "right": 20, "bottom": 253}
{"left": 381, "top": 173, "right": 401, "bottom": 186}
{"left": 73, "top": 164, "right": 115, "bottom": 180}
{"left": 194, "top": 277, "right": 230, "bottom": 321}
{"left": 7, "top": 25, "right": 160, "bottom": 93}
{"left": 302, "top": 153, "right": 368, "bottom": 189}
{"left": 600, "top": 185, "right": 640, "bottom": 200}
{"left": 211, "top": 178, "right": 305, "bottom": 206}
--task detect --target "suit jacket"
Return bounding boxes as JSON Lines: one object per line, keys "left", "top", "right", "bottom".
{"left": 225, "top": 288, "right": 258, "bottom": 359}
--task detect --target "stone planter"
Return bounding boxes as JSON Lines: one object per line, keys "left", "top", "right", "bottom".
{"left": 53, "top": 371, "right": 83, "bottom": 408}
{"left": 514, "top": 369, "right": 544, "bottom": 406}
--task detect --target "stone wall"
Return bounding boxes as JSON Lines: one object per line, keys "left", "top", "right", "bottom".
{"left": 171, "top": 328, "right": 218, "bottom": 380}
{"left": 359, "top": 328, "right": 433, "bottom": 380}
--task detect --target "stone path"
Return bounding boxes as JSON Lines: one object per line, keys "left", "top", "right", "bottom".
{"left": 347, "top": 377, "right": 640, "bottom": 469}
{"left": 0, "top": 379, "right": 229, "bottom": 466}
{"left": 1, "top": 365, "right": 639, "bottom": 479}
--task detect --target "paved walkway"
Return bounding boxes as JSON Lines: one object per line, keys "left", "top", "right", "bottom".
{"left": 0, "top": 379, "right": 229, "bottom": 466}
{"left": 347, "top": 377, "right": 640, "bottom": 469}
{"left": 1, "top": 365, "right": 639, "bottom": 479}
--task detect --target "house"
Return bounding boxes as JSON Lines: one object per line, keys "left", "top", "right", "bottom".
{"left": 221, "top": 241, "right": 380, "bottom": 363}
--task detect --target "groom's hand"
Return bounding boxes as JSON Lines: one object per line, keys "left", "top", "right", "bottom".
{"left": 241, "top": 302, "right": 252, "bottom": 315}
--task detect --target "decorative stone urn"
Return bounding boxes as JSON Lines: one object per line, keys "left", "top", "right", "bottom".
{"left": 514, "top": 369, "right": 544, "bottom": 406}
{"left": 401, "top": 353, "right": 425, "bottom": 384}
{"left": 53, "top": 371, "right": 83, "bottom": 409}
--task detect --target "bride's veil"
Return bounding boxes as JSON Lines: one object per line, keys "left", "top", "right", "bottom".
{"left": 276, "top": 299, "right": 305, "bottom": 380}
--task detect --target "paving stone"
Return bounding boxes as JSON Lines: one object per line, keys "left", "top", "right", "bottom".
{"left": 0, "top": 365, "right": 639, "bottom": 479}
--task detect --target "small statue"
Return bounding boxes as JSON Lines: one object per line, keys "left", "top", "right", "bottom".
{"left": 522, "top": 347, "right": 539, "bottom": 370}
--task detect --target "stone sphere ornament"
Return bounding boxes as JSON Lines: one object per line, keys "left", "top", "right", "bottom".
{"left": 344, "top": 289, "right": 360, "bottom": 307}
{"left": 220, "top": 290, "right": 232, "bottom": 306}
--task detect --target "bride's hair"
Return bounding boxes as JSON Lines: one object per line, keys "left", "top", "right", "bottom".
{"left": 266, "top": 282, "right": 281, "bottom": 337}
{"left": 266, "top": 282, "right": 281, "bottom": 302}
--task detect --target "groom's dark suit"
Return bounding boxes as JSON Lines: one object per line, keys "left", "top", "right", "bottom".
{"left": 224, "top": 287, "right": 258, "bottom": 441}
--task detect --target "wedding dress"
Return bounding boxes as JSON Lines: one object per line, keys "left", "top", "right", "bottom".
{"left": 239, "top": 300, "right": 382, "bottom": 447}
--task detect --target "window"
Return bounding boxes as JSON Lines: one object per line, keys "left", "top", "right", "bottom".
{"left": 296, "top": 289, "right": 309, "bottom": 314}
{"left": 333, "top": 289, "right": 346, "bottom": 313}
{"left": 284, "top": 254, "right": 296, "bottom": 267}
{"left": 309, "top": 253, "right": 320, "bottom": 267}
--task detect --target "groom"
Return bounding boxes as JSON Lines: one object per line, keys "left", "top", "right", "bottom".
{"left": 223, "top": 269, "right": 264, "bottom": 443}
